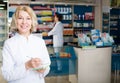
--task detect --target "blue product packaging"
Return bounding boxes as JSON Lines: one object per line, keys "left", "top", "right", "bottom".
{"left": 91, "top": 29, "right": 101, "bottom": 45}
{"left": 78, "top": 33, "right": 91, "bottom": 46}
{"left": 101, "top": 32, "right": 114, "bottom": 46}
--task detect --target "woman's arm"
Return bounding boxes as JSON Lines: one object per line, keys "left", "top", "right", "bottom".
{"left": 48, "top": 23, "right": 61, "bottom": 36}
{"left": 1, "top": 41, "right": 28, "bottom": 81}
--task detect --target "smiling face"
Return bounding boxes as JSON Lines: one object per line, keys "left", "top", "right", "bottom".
{"left": 16, "top": 10, "right": 32, "bottom": 37}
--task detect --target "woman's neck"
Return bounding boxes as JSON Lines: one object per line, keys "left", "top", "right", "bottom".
{"left": 18, "top": 32, "right": 31, "bottom": 39}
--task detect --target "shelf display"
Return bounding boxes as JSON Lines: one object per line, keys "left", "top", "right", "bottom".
{"left": 30, "top": 4, "right": 54, "bottom": 30}
{"left": 102, "top": 6, "right": 110, "bottom": 33}
{"left": 9, "top": 4, "right": 29, "bottom": 18}
{"left": 30, "top": 4, "right": 55, "bottom": 46}
{"left": 77, "top": 29, "right": 114, "bottom": 47}
{"left": 110, "top": 8, "right": 120, "bottom": 44}
{"left": 0, "top": 10, "right": 7, "bottom": 47}
{"left": 102, "top": 12, "right": 110, "bottom": 33}
{"left": 73, "top": 5, "right": 94, "bottom": 43}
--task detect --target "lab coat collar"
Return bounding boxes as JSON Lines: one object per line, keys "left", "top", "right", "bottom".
{"left": 15, "top": 33, "right": 33, "bottom": 41}
{"left": 56, "top": 21, "right": 61, "bottom": 25}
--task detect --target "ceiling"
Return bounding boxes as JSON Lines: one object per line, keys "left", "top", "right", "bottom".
{"left": 9, "top": 0, "right": 96, "bottom": 3}
{"left": 1, "top": 0, "right": 96, "bottom": 10}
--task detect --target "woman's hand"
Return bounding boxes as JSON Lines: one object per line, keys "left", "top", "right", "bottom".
{"left": 25, "top": 58, "right": 42, "bottom": 70}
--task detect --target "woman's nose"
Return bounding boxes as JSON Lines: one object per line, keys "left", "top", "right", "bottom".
{"left": 22, "top": 19, "right": 27, "bottom": 23}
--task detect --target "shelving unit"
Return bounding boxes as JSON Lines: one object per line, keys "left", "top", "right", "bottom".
{"left": 0, "top": 10, "right": 7, "bottom": 47}
{"left": 110, "top": 8, "right": 120, "bottom": 45}
{"left": 73, "top": 5, "right": 94, "bottom": 43}
{"left": 102, "top": 12, "right": 110, "bottom": 33}
{"left": 8, "top": 2, "right": 95, "bottom": 46}
{"left": 30, "top": 4, "right": 55, "bottom": 45}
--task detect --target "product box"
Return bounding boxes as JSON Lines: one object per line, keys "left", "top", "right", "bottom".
{"left": 91, "top": 29, "right": 102, "bottom": 46}
{"left": 101, "top": 32, "right": 114, "bottom": 46}
{"left": 78, "top": 33, "right": 91, "bottom": 46}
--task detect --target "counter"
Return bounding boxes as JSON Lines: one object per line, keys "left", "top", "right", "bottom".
{"left": 73, "top": 45, "right": 112, "bottom": 83}
{"left": 47, "top": 46, "right": 77, "bottom": 83}
{"left": 47, "top": 46, "right": 77, "bottom": 76}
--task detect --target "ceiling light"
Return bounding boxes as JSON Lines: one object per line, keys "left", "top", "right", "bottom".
{"left": 3, "top": 0, "right": 8, "bottom": 2}
{"left": 0, "top": 7, "right": 4, "bottom": 10}
{"left": 0, "top": 4, "right": 5, "bottom": 6}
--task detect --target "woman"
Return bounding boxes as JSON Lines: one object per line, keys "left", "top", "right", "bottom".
{"left": 48, "top": 13, "right": 63, "bottom": 72}
{"left": 1, "top": 6, "right": 51, "bottom": 83}
{"left": 48, "top": 13, "right": 64, "bottom": 55}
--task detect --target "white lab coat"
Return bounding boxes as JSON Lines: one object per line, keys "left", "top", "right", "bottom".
{"left": 1, "top": 33, "right": 51, "bottom": 83}
{"left": 48, "top": 21, "right": 64, "bottom": 48}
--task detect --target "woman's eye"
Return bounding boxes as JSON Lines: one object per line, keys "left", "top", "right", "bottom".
{"left": 27, "top": 17, "right": 31, "bottom": 20}
{"left": 18, "top": 17, "right": 22, "bottom": 19}
{"left": 18, "top": 17, "right": 31, "bottom": 20}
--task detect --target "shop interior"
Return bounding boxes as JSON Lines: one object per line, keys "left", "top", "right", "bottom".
{"left": 0, "top": 0, "right": 120, "bottom": 83}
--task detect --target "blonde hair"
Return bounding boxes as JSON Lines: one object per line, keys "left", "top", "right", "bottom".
{"left": 10, "top": 6, "right": 38, "bottom": 33}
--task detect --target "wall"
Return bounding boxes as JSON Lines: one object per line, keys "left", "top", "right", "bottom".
{"left": 94, "top": 0, "right": 102, "bottom": 31}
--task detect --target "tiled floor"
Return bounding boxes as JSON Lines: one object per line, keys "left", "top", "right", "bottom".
{"left": 45, "top": 76, "right": 70, "bottom": 83}
{"left": 0, "top": 69, "right": 7, "bottom": 83}
{"left": 111, "top": 71, "right": 120, "bottom": 83}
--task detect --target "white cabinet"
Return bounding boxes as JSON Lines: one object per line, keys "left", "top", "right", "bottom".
{"left": 74, "top": 47, "right": 112, "bottom": 83}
